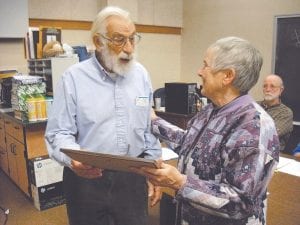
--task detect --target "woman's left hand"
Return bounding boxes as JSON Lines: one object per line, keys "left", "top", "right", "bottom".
{"left": 132, "top": 161, "right": 187, "bottom": 190}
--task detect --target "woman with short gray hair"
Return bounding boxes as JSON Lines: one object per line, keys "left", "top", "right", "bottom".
{"left": 133, "top": 36, "right": 280, "bottom": 225}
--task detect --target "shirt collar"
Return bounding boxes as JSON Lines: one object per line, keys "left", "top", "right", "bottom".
{"left": 261, "top": 101, "right": 281, "bottom": 109}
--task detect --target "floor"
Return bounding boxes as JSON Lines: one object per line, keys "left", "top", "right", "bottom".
{"left": 0, "top": 170, "right": 160, "bottom": 225}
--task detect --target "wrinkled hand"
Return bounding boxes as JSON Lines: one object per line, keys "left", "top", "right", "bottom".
{"left": 151, "top": 107, "right": 158, "bottom": 120}
{"left": 132, "top": 161, "right": 186, "bottom": 190}
{"left": 71, "top": 159, "right": 103, "bottom": 179}
{"left": 147, "top": 180, "right": 162, "bottom": 207}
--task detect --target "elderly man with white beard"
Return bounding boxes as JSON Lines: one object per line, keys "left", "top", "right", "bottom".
{"left": 258, "top": 74, "right": 293, "bottom": 151}
{"left": 45, "top": 6, "right": 162, "bottom": 225}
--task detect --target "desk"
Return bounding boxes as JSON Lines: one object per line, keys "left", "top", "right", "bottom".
{"left": 267, "top": 172, "right": 300, "bottom": 225}
{"left": 155, "top": 111, "right": 195, "bottom": 129}
{"left": 267, "top": 154, "right": 300, "bottom": 225}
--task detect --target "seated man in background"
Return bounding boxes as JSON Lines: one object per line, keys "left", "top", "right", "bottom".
{"left": 258, "top": 74, "right": 293, "bottom": 151}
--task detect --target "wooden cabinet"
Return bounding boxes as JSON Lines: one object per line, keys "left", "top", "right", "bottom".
{"left": 4, "top": 117, "right": 24, "bottom": 142}
{"left": 25, "top": 123, "right": 48, "bottom": 159}
{"left": 4, "top": 116, "right": 29, "bottom": 195}
{"left": 155, "top": 111, "right": 195, "bottom": 129}
{"left": 6, "top": 135, "right": 29, "bottom": 195}
{"left": 0, "top": 114, "right": 9, "bottom": 175}
{"left": 0, "top": 113, "right": 48, "bottom": 197}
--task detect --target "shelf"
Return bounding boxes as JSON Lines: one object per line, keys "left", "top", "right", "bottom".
{"left": 27, "top": 57, "right": 78, "bottom": 97}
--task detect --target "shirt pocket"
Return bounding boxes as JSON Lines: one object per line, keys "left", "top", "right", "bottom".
{"left": 131, "top": 106, "right": 149, "bottom": 144}
{"left": 132, "top": 105, "right": 149, "bottom": 129}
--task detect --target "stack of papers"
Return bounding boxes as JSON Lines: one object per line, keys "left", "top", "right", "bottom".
{"left": 162, "top": 147, "right": 178, "bottom": 161}
{"left": 276, "top": 156, "right": 300, "bottom": 177}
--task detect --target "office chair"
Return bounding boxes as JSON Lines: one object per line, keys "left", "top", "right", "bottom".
{"left": 153, "top": 87, "right": 165, "bottom": 107}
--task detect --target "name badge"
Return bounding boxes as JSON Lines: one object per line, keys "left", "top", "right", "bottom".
{"left": 135, "top": 96, "right": 149, "bottom": 107}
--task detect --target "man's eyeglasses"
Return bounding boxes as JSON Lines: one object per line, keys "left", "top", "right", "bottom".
{"left": 100, "top": 33, "right": 141, "bottom": 47}
{"left": 263, "top": 84, "right": 282, "bottom": 91}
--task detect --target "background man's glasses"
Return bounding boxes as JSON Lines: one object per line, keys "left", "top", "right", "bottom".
{"left": 100, "top": 33, "right": 141, "bottom": 47}
{"left": 263, "top": 85, "right": 281, "bottom": 91}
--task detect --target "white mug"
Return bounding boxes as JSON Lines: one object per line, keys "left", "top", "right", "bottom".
{"left": 154, "top": 98, "right": 161, "bottom": 110}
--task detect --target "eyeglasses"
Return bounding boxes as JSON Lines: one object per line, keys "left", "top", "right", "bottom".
{"left": 100, "top": 33, "right": 141, "bottom": 47}
{"left": 263, "top": 84, "right": 282, "bottom": 91}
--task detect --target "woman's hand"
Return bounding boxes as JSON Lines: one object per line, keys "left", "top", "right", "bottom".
{"left": 71, "top": 159, "right": 103, "bottom": 179}
{"left": 132, "top": 161, "right": 187, "bottom": 190}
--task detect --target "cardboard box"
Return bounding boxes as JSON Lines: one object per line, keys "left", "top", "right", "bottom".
{"left": 31, "top": 182, "right": 65, "bottom": 211}
{"left": 28, "top": 155, "right": 63, "bottom": 187}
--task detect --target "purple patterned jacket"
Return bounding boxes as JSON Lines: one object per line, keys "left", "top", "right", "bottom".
{"left": 152, "top": 95, "right": 280, "bottom": 225}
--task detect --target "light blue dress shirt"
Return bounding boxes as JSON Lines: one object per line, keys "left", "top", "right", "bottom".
{"left": 45, "top": 55, "right": 161, "bottom": 167}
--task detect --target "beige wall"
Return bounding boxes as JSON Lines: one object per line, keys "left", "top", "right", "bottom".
{"left": 0, "top": 0, "right": 182, "bottom": 90}
{"left": 181, "top": 0, "right": 300, "bottom": 100}
{"left": 2, "top": 0, "right": 300, "bottom": 94}
{"left": 61, "top": 30, "right": 181, "bottom": 89}
{"left": 28, "top": 0, "right": 100, "bottom": 21}
{"left": 0, "top": 40, "right": 27, "bottom": 73}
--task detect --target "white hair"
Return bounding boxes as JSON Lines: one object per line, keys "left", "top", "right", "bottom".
{"left": 91, "top": 6, "right": 132, "bottom": 39}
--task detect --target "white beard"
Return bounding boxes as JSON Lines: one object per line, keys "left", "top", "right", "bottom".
{"left": 264, "top": 94, "right": 277, "bottom": 101}
{"left": 100, "top": 45, "right": 136, "bottom": 76}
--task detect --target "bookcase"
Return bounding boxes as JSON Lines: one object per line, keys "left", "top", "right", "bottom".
{"left": 28, "top": 57, "right": 78, "bottom": 96}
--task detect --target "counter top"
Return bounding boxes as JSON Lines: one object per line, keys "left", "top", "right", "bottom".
{"left": 0, "top": 111, "right": 47, "bottom": 127}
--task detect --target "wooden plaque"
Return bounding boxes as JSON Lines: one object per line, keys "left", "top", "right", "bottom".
{"left": 61, "top": 148, "right": 160, "bottom": 173}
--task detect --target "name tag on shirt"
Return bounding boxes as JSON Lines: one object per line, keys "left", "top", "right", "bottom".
{"left": 135, "top": 96, "right": 149, "bottom": 107}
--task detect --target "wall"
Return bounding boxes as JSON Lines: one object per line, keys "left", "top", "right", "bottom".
{"left": 0, "top": 40, "right": 27, "bottom": 73}
{"left": 0, "top": 0, "right": 182, "bottom": 90}
{"left": 2, "top": 1, "right": 300, "bottom": 95}
{"left": 0, "top": 0, "right": 28, "bottom": 38}
{"left": 181, "top": 0, "right": 300, "bottom": 100}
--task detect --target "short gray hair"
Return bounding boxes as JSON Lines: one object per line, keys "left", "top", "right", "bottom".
{"left": 209, "top": 37, "right": 263, "bottom": 93}
{"left": 91, "top": 6, "right": 132, "bottom": 38}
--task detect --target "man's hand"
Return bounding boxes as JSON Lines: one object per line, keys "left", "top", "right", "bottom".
{"left": 71, "top": 159, "right": 103, "bottom": 179}
{"left": 147, "top": 180, "right": 162, "bottom": 207}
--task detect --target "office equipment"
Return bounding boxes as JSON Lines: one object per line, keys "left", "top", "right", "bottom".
{"left": 31, "top": 182, "right": 65, "bottom": 211}
{"left": 28, "top": 57, "right": 78, "bottom": 96}
{"left": 0, "top": 78, "right": 12, "bottom": 107}
{"left": 61, "top": 148, "right": 160, "bottom": 172}
{"left": 72, "top": 46, "right": 90, "bottom": 62}
{"left": 165, "top": 82, "right": 197, "bottom": 114}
